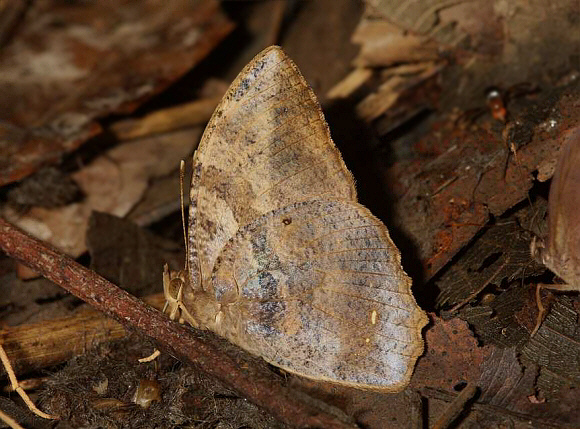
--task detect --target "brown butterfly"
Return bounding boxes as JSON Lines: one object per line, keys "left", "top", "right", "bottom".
{"left": 164, "top": 46, "right": 427, "bottom": 391}
{"left": 530, "top": 126, "right": 580, "bottom": 333}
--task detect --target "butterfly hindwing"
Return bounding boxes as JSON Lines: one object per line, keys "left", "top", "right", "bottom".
{"left": 208, "top": 199, "right": 427, "bottom": 391}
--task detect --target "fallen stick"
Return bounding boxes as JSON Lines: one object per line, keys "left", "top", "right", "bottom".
{"left": 0, "top": 218, "right": 358, "bottom": 429}
{"left": 1, "top": 294, "right": 165, "bottom": 377}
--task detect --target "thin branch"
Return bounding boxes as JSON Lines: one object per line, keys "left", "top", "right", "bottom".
{"left": 0, "top": 343, "right": 55, "bottom": 419}
{"left": 0, "top": 408, "right": 25, "bottom": 429}
{"left": 431, "top": 383, "right": 477, "bottom": 429}
{"left": 0, "top": 218, "right": 358, "bottom": 429}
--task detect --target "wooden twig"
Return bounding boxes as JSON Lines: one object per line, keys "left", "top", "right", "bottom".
{"left": 0, "top": 218, "right": 358, "bottom": 429}
{"left": 0, "top": 344, "right": 55, "bottom": 419}
{"left": 431, "top": 383, "right": 477, "bottom": 429}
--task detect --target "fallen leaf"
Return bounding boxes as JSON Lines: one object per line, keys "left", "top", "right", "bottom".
{"left": 2, "top": 128, "right": 201, "bottom": 257}
{"left": 0, "top": 0, "right": 233, "bottom": 186}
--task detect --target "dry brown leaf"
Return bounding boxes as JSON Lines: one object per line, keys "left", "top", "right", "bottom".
{"left": 531, "top": 127, "right": 580, "bottom": 292}
{"left": 474, "top": 347, "right": 579, "bottom": 426}
{"left": 521, "top": 297, "right": 580, "bottom": 395}
{"left": 436, "top": 210, "right": 545, "bottom": 311}
{"left": 385, "top": 82, "right": 580, "bottom": 279}
{"left": 86, "top": 212, "right": 182, "bottom": 297}
{"left": 2, "top": 129, "right": 201, "bottom": 257}
{"left": 0, "top": 0, "right": 233, "bottom": 186}
{"left": 459, "top": 285, "right": 534, "bottom": 348}
{"left": 411, "top": 314, "right": 492, "bottom": 390}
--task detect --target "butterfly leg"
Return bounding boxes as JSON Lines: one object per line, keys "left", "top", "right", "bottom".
{"left": 162, "top": 263, "right": 189, "bottom": 324}
{"left": 139, "top": 265, "right": 187, "bottom": 363}
{"left": 531, "top": 282, "right": 576, "bottom": 336}
{"left": 139, "top": 266, "right": 180, "bottom": 363}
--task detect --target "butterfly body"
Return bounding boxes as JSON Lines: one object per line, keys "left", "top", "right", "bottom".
{"left": 165, "top": 46, "right": 427, "bottom": 391}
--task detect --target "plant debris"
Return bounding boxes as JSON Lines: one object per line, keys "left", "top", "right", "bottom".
{"left": 0, "top": 0, "right": 233, "bottom": 187}
{"left": 40, "top": 338, "right": 288, "bottom": 429}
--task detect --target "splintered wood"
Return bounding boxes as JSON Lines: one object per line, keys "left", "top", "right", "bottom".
{"left": 165, "top": 46, "right": 427, "bottom": 391}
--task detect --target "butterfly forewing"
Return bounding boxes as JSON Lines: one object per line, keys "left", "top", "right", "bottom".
{"left": 187, "top": 47, "right": 357, "bottom": 290}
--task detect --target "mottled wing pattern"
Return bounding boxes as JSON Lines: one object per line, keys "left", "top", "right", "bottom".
{"left": 187, "top": 47, "right": 357, "bottom": 291}
{"left": 546, "top": 127, "right": 580, "bottom": 286}
{"left": 210, "top": 199, "right": 427, "bottom": 390}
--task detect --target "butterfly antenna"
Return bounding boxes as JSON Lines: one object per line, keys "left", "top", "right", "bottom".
{"left": 180, "top": 160, "right": 189, "bottom": 273}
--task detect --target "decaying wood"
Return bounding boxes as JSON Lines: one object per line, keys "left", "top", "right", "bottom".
{"left": 327, "top": 68, "right": 372, "bottom": 100}
{"left": 0, "top": 295, "right": 165, "bottom": 377}
{"left": 0, "top": 218, "right": 359, "bottom": 429}
{"left": 109, "top": 96, "right": 222, "bottom": 141}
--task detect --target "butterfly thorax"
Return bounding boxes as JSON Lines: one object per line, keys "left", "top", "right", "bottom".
{"left": 162, "top": 264, "right": 222, "bottom": 330}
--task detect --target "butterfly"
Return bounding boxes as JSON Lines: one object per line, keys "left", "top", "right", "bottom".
{"left": 163, "top": 46, "right": 427, "bottom": 391}
{"left": 530, "top": 127, "right": 580, "bottom": 333}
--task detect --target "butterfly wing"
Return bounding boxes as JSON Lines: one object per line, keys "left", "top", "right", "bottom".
{"left": 187, "top": 47, "right": 357, "bottom": 290}
{"left": 546, "top": 127, "right": 580, "bottom": 287}
{"left": 209, "top": 199, "right": 427, "bottom": 391}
